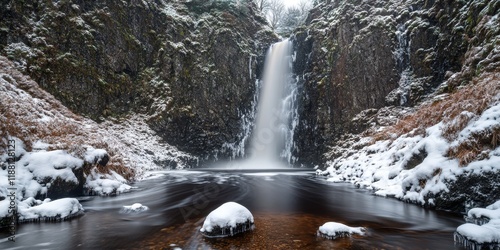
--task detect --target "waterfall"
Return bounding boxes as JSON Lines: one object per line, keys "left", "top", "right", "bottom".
{"left": 248, "top": 39, "right": 297, "bottom": 165}
{"left": 394, "top": 24, "right": 413, "bottom": 106}
{"left": 213, "top": 39, "right": 299, "bottom": 169}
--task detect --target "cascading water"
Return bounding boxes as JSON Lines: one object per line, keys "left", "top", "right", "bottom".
{"left": 213, "top": 39, "right": 298, "bottom": 169}
{"left": 248, "top": 39, "right": 298, "bottom": 166}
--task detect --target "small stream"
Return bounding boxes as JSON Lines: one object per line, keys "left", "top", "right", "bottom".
{"left": 0, "top": 170, "right": 465, "bottom": 249}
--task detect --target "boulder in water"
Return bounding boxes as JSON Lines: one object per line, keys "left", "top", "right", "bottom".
{"left": 455, "top": 200, "right": 500, "bottom": 249}
{"left": 120, "top": 203, "right": 149, "bottom": 213}
{"left": 317, "top": 222, "right": 365, "bottom": 239}
{"left": 200, "top": 202, "right": 254, "bottom": 238}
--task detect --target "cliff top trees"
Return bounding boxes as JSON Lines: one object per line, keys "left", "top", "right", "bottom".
{"left": 253, "top": 0, "right": 312, "bottom": 36}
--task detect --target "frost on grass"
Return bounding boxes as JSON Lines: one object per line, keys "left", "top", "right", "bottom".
{"left": 120, "top": 203, "right": 149, "bottom": 214}
{"left": 200, "top": 202, "right": 255, "bottom": 238}
{"left": 455, "top": 200, "right": 500, "bottom": 249}
{"left": 317, "top": 222, "right": 365, "bottom": 240}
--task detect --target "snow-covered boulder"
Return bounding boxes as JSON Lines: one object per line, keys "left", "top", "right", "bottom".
{"left": 317, "top": 222, "right": 366, "bottom": 239}
{"left": 9, "top": 149, "right": 84, "bottom": 200}
{"left": 84, "top": 147, "right": 109, "bottom": 166}
{"left": 455, "top": 220, "right": 500, "bottom": 249}
{"left": 200, "top": 202, "right": 254, "bottom": 237}
{"left": 120, "top": 203, "right": 149, "bottom": 213}
{"left": 455, "top": 200, "right": 500, "bottom": 249}
{"left": 84, "top": 168, "right": 131, "bottom": 196}
{"left": 18, "top": 198, "right": 84, "bottom": 222}
{"left": 465, "top": 200, "right": 500, "bottom": 225}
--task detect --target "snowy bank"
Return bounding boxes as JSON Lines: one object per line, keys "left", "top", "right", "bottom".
{"left": 200, "top": 202, "right": 255, "bottom": 237}
{"left": 0, "top": 57, "right": 197, "bottom": 225}
{"left": 321, "top": 87, "right": 500, "bottom": 212}
{"left": 0, "top": 140, "right": 133, "bottom": 221}
{"left": 317, "top": 222, "right": 365, "bottom": 239}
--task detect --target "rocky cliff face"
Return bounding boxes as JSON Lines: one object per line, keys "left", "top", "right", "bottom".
{"left": 0, "top": 0, "right": 277, "bottom": 162}
{"left": 292, "top": 0, "right": 499, "bottom": 166}
{"left": 298, "top": 0, "right": 499, "bottom": 212}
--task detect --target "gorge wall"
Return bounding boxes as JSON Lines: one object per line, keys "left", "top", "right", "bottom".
{"left": 292, "top": 0, "right": 499, "bottom": 166}
{"left": 0, "top": 0, "right": 277, "bottom": 163}
{"left": 2, "top": 0, "right": 498, "bottom": 170}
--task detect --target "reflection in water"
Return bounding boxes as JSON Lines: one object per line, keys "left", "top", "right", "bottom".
{"left": 0, "top": 171, "right": 464, "bottom": 249}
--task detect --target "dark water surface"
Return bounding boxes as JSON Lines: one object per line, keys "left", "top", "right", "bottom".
{"left": 0, "top": 170, "right": 465, "bottom": 249}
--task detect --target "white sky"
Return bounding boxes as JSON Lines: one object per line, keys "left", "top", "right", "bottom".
{"left": 283, "top": 0, "right": 300, "bottom": 7}
{"left": 283, "top": 0, "right": 312, "bottom": 8}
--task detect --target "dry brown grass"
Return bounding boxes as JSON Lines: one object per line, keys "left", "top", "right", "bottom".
{"left": 447, "top": 126, "right": 500, "bottom": 166}
{"left": 373, "top": 72, "right": 499, "bottom": 140}
{"left": 371, "top": 72, "right": 500, "bottom": 166}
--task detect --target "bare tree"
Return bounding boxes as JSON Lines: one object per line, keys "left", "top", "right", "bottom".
{"left": 298, "top": 0, "right": 313, "bottom": 20}
{"left": 267, "top": 0, "right": 285, "bottom": 31}
{"left": 253, "top": 0, "right": 270, "bottom": 12}
{"left": 280, "top": 6, "right": 302, "bottom": 35}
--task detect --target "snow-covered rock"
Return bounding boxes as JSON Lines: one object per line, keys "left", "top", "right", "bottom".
{"left": 19, "top": 150, "right": 83, "bottom": 184}
{"left": 18, "top": 198, "right": 84, "bottom": 222}
{"left": 120, "top": 203, "right": 149, "bottom": 213}
{"left": 466, "top": 200, "right": 500, "bottom": 226}
{"left": 85, "top": 169, "right": 131, "bottom": 196}
{"left": 455, "top": 220, "right": 500, "bottom": 245}
{"left": 84, "top": 147, "right": 109, "bottom": 166}
{"left": 317, "top": 222, "right": 365, "bottom": 239}
{"left": 0, "top": 145, "right": 84, "bottom": 219}
{"left": 200, "top": 202, "right": 254, "bottom": 237}
{"left": 455, "top": 200, "right": 500, "bottom": 249}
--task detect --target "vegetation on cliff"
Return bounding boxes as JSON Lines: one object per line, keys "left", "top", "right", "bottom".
{"left": 304, "top": 0, "right": 499, "bottom": 212}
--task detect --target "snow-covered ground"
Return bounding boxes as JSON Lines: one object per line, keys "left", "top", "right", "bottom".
{"left": 0, "top": 56, "right": 196, "bottom": 222}
{"left": 320, "top": 73, "right": 500, "bottom": 208}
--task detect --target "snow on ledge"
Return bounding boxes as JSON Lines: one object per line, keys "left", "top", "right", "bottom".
{"left": 317, "top": 222, "right": 366, "bottom": 239}
{"left": 18, "top": 198, "right": 84, "bottom": 222}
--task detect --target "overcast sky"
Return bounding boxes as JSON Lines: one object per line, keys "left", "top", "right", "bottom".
{"left": 282, "top": 0, "right": 312, "bottom": 8}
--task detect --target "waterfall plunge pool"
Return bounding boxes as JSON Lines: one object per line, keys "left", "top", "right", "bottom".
{"left": 0, "top": 170, "right": 465, "bottom": 249}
